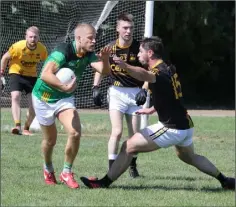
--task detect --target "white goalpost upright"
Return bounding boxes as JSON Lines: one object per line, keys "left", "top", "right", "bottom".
{"left": 140, "top": 1, "right": 155, "bottom": 129}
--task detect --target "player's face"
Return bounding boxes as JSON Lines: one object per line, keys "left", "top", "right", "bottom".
{"left": 26, "top": 31, "right": 39, "bottom": 48}
{"left": 117, "top": 20, "right": 134, "bottom": 41}
{"left": 79, "top": 28, "right": 96, "bottom": 52}
{"left": 138, "top": 46, "right": 149, "bottom": 66}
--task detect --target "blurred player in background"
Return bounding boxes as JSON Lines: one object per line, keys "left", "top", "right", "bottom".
{"left": 32, "top": 23, "right": 111, "bottom": 189}
{"left": 92, "top": 13, "right": 148, "bottom": 178}
{"left": 81, "top": 36, "right": 235, "bottom": 190}
{"left": 0, "top": 26, "right": 48, "bottom": 136}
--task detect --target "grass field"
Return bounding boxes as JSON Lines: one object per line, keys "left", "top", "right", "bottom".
{"left": 1, "top": 110, "right": 235, "bottom": 206}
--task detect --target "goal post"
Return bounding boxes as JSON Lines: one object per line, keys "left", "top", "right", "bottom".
{"left": 140, "top": 1, "right": 155, "bottom": 129}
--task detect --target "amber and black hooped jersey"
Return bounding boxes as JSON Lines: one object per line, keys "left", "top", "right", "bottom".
{"left": 107, "top": 39, "right": 144, "bottom": 87}
{"left": 149, "top": 60, "right": 194, "bottom": 130}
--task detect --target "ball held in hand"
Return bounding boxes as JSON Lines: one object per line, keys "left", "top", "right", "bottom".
{"left": 56, "top": 67, "right": 75, "bottom": 84}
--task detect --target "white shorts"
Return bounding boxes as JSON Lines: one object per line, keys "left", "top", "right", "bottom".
{"left": 107, "top": 85, "right": 142, "bottom": 115}
{"left": 142, "top": 121, "right": 193, "bottom": 148}
{"left": 32, "top": 95, "right": 76, "bottom": 126}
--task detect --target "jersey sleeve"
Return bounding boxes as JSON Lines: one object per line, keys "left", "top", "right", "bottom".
{"left": 41, "top": 45, "right": 48, "bottom": 61}
{"left": 46, "top": 44, "right": 68, "bottom": 68}
{"left": 8, "top": 42, "right": 21, "bottom": 58}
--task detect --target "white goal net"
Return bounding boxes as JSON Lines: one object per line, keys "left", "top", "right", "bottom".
{"left": 1, "top": 0, "right": 146, "bottom": 129}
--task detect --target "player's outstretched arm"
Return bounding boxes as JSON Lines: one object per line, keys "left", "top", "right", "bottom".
{"left": 135, "top": 106, "right": 156, "bottom": 115}
{"left": 91, "top": 46, "right": 111, "bottom": 75}
{"left": 93, "top": 72, "right": 103, "bottom": 86}
{"left": 41, "top": 61, "right": 76, "bottom": 93}
{"left": 113, "top": 56, "right": 155, "bottom": 83}
{"left": 0, "top": 52, "right": 11, "bottom": 75}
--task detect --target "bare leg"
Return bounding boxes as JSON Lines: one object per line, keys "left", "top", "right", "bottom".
{"left": 107, "top": 131, "right": 160, "bottom": 181}
{"left": 125, "top": 114, "right": 141, "bottom": 137}
{"left": 24, "top": 93, "right": 35, "bottom": 130}
{"left": 125, "top": 114, "right": 141, "bottom": 177}
{"left": 175, "top": 144, "right": 220, "bottom": 177}
{"left": 57, "top": 109, "right": 81, "bottom": 165}
{"left": 40, "top": 123, "right": 57, "bottom": 164}
{"left": 57, "top": 108, "right": 81, "bottom": 188}
{"left": 175, "top": 144, "right": 236, "bottom": 189}
{"left": 108, "top": 110, "right": 124, "bottom": 168}
{"left": 11, "top": 91, "right": 21, "bottom": 127}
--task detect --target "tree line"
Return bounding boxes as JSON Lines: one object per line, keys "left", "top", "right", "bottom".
{"left": 154, "top": 1, "right": 235, "bottom": 108}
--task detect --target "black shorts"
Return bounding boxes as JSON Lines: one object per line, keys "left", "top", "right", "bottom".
{"left": 9, "top": 73, "right": 37, "bottom": 94}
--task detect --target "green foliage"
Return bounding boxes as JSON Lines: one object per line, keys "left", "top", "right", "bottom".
{"left": 154, "top": 1, "right": 235, "bottom": 107}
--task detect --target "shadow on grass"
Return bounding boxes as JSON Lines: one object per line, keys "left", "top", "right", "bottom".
{"left": 111, "top": 185, "right": 225, "bottom": 192}
{"left": 151, "top": 175, "right": 212, "bottom": 181}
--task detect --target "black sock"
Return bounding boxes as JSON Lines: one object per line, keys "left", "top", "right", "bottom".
{"left": 216, "top": 172, "right": 227, "bottom": 183}
{"left": 130, "top": 157, "right": 137, "bottom": 168}
{"left": 109, "top": 160, "right": 115, "bottom": 169}
{"left": 100, "top": 174, "right": 113, "bottom": 187}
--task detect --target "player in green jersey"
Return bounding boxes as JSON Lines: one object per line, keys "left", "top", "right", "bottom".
{"left": 32, "top": 23, "right": 111, "bottom": 189}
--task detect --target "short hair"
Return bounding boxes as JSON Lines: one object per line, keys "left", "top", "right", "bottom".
{"left": 26, "top": 26, "right": 39, "bottom": 35}
{"left": 74, "top": 23, "right": 95, "bottom": 36}
{"left": 141, "top": 36, "right": 164, "bottom": 59}
{"left": 117, "top": 13, "right": 134, "bottom": 23}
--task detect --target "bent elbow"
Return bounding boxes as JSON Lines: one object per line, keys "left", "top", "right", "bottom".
{"left": 40, "top": 72, "right": 47, "bottom": 82}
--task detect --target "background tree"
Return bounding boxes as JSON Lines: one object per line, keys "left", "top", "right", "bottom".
{"left": 154, "top": 1, "right": 235, "bottom": 108}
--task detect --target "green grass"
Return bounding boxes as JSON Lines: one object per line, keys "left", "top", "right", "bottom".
{"left": 1, "top": 111, "right": 235, "bottom": 206}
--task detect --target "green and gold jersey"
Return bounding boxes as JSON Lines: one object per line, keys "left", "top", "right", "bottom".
{"left": 32, "top": 41, "right": 98, "bottom": 103}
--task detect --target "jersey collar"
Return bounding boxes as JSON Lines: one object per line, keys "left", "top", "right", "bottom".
{"left": 73, "top": 40, "right": 85, "bottom": 58}
{"left": 116, "top": 39, "right": 132, "bottom": 49}
{"left": 150, "top": 59, "right": 163, "bottom": 69}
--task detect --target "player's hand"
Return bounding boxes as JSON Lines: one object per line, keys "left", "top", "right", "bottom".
{"left": 113, "top": 56, "right": 127, "bottom": 69}
{"left": 60, "top": 77, "right": 77, "bottom": 93}
{"left": 135, "top": 89, "right": 147, "bottom": 106}
{"left": 0, "top": 69, "right": 4, "bottom": 75}
{"left": 92, "top": 85, "right": 103, "bottom": 106}
{"left": 135, "top": 108, "right": 154, "bottom": 115}
{"left": 98, "top": 46, "right": 111, "bottom": 60}
{"left": 1, "top": 76, "right": 6, "bottom": 91}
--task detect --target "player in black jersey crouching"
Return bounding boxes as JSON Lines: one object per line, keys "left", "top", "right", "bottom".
{"left": 82, "top": 36, "right": 235, "bottom": 190}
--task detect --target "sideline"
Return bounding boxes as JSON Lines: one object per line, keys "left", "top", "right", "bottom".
{"left": 78, "top": 109, "right": 235, "bottom": 117}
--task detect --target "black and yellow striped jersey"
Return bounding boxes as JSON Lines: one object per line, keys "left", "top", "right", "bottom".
{"left": 107, "top": 39, "right": 144, "bottom": 87}
{"left": 149, "top": 60, "right": 194, "bottom": 130}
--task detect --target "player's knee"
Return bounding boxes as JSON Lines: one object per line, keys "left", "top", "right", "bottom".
{"left": 43, "top": 138, "right": 56, "bottom": 147}
{"left": 126, "top": 139, "right": 137, "bottom": 155}
{"left": 120, "top": 141, "right": 129, "bottom": 154}
{"left": 177, "top": 152, "right": 194, "bottom": 165}
{"left": 11, "top": 94, "right": 21, "bottom": 102}
{"left": 28, "top": 108, "right": 35, "bottom": 117}
{"left": 68, "top": 130, "right": 81, "bottom": 140}
{"left": 110, "top": 129, "right": 122, "bottom": 140}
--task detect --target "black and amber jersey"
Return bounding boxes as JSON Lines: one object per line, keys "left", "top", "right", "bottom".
{"left": 149, "top": 60, "right": 194, "bottom": 130}
{"left": 107, "top": 39, "right": 144, "bottom": 87}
